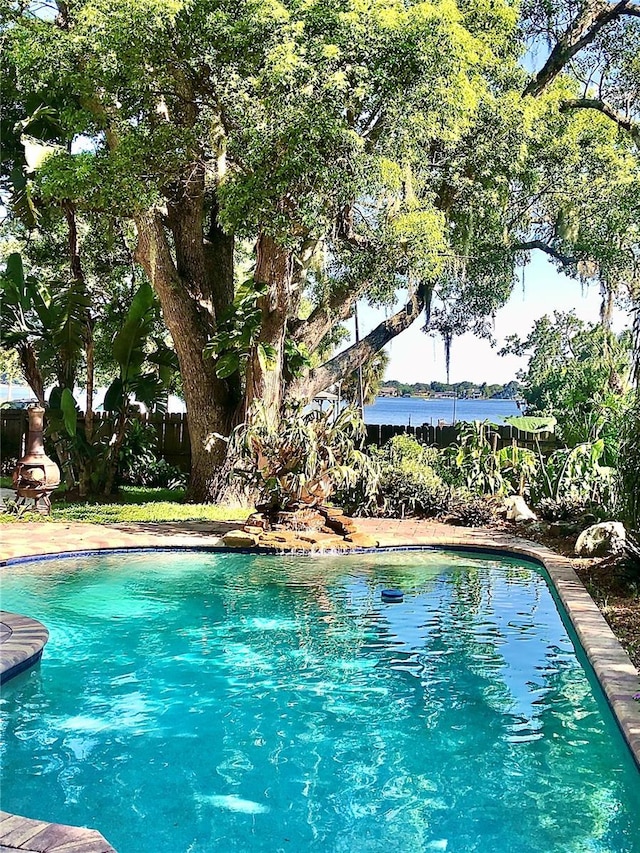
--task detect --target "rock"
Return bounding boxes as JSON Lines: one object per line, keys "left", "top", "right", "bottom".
{"left": 504, "top": 495, "right": 537, "bottom": 522}
{"left": 325, "top": 515, "right": 357, "bottom": 535}
{"left": 575, "top": 521, "right": 627, "bottom": 557}
{"left": 275, "top": 509, "right": 325, "bottom": 531}
{"left": 243, "top": 525, "right": 266, "bottom": 536}
{"left": 222, "top": 529, "right": 258, "bottom": 548}
{"left": 311, "top": 539, "right": 355, "bottom": 552}
{"left": 345, "top": 533, "right": 379, "bottom": 548}
{"left": 258, "top": 532, "right": 317, "bottom": 551}
{"left": 320, "top": 506, "right": 344, "bottom": 519}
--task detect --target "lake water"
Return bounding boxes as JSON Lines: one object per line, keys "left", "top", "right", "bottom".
{"left": 364, "top": 396, "right": 520, "bottom": 426}
{"left": 1, "top": 384, "right": 519, "bottom": 426}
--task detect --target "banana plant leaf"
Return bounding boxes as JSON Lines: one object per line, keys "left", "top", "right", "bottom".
{"left": 504, "top": 415, "right": 557, "bottom": 434}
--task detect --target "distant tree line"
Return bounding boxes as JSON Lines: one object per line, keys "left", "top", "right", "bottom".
{"left": 383, "top": 380, "right": 521, "bottom": 399}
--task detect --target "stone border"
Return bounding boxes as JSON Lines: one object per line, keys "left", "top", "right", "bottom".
{"left": 0, "top": 616, "right": 116, "bottom": 852}
{"left": 1, "top": 525, "right": 639, "bottom": 853}
{"left": 0, "top": 811, "right": 116, "bottom": 853}
{"left": 0, "top": 611, "right": 49, "bottom": 685}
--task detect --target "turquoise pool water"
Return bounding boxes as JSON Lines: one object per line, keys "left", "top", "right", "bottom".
{"left": 1, "top": 550, "right": 639, "bottom": 853}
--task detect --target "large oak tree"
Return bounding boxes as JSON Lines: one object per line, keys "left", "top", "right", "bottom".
{"left": 2, "top": 0, "right": 639, "bottom": 500}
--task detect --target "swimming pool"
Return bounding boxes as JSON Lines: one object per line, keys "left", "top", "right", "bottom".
{"left": 1, "top": 549, "right": 639, "bottom": 852}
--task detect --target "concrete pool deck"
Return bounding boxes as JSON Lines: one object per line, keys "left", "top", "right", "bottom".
{"left": 1, "top": 517, "right": 639, "bottom": 852}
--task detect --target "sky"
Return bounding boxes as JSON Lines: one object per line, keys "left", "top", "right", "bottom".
{"left": 354, "top": 254, "right": 630, "bottom": 386}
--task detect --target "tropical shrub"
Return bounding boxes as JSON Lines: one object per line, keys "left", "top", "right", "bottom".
{"left": 535, "top": 497, "right": 596, "bottom": 523}
{"left": 443, "top": 421, "right": 537, "bottom": 497}
{"left": 120, "top": 453, "right": 187, "bottom": 490}
{"left": 443, "top": 421, "right": 506, "bottom": 494}
{"left": 117, "top": 419, "right": 158, "bottom": 483}
{"left": 530, "top": 440, "right": 614, "bottom": 519}
{"left": 447, "top": 490, "right": 496, "bottom": 527}
{"left": 371, "top": 435, "right": 449, "bottom": 518}
{"left": 495, "top": 443, "right": 538, "bottom": 497}
{"left": 341, "top": 433, "right": 498, "bottom": 526}
{"left": 230, "top": 403, "right": 379, "bottom": 512}
{"left": 501, "top": 314, "right": 633, "bottom": 466}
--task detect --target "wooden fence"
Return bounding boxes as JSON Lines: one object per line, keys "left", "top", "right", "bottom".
{"left": 0, "top": 410, "right": 191, "bottom": 472}
{"left": 1, "top": 409, "right": 555, "bottom": 473}
{"left": 364, "top": 422, "right": 556, "bottom": 454}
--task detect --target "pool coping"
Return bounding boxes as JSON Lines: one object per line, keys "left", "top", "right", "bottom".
{"left": 0, "top": 611, "right": 49, "bottom": 685}
{"left": 1, "top": 520, "right": 639, "bottom": 853}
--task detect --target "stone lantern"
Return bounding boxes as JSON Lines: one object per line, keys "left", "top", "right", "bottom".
{"left": 12, "top": 405, "right": 61, "bottom": 514}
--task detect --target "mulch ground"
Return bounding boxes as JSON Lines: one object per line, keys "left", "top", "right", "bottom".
{"left": 574, "top": 560, "right": 640, "bottom": 671}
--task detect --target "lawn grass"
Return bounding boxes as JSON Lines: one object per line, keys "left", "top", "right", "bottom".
{"left": 0, "top": 485, "right": 251, "bottom": 525}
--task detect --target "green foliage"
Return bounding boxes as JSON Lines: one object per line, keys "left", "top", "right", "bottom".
{"left": 205, "top": 278, "right": 311, "bottom": 381}
{"left": 128, "top": 459, "right": 187, "bottom": 490}
{"left": 531, "top": 440, "right": 614, "bottom": 517}
{"left": 442, "top": 421, "right": 539, "bottom": 497}
{"left": 343, "top": 433, "right": 496, "bottom": 526}
{"left": 341, "top": 350, "right": 389, "bottom": 406}
{"left": 617, "top": 395, "right": 640, "bottom": 531}
{"left": 495, "top": 442, "right": 539, "bottom": 497}
{"left": 205, "top": 280, "right": 273, "bottom": 378}
{"left": 371, "top": 434, "right": 449, "bottom": 518}
{"left": 0, "top": 250, "right": 89, "bottom": 394}
{"left": 378, "top": 434, "right": 441, "bottom": 470}
{"left": 3, "top": 0, "right": 639, "bottom": 512}
{"left": 114, "top": 419, "right": 187, "bottom": 489}
{"left": 446, "top": 490, "right": 496, "bottom": 527}
{"left": 230, "top": 403, "right": 378, "bottom": 512}
{"left": 504, "top": 415, "right": 557, "bottom": 433}
{"left": 501, "top": 312, "right": 633, "bottom": 461}
{"left": 104, "top": 281, "right": 172, "bottom": 413}
{"left": 445, "top": 421, "right": 507, "bottom": 495}
{"left": 116, "top": 419, "right": 158, "bottom": 482}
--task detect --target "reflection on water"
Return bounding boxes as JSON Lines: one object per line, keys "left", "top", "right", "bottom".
{"left": 1, "top": 550, "right": 639, "bottom": 853}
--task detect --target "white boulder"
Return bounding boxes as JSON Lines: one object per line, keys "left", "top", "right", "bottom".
{"left": 504, "top": 495, "right": 537, "bottom": 522}
{"left": 575, "top": 521, "right": 626, "bottom": 557}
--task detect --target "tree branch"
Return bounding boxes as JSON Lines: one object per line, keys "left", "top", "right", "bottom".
{"left": 286, "top": 285, "right": 429, "bottom": 403}
{"left": 290, "top": 278, "right": 369, "bottom": 354}
{"left": 514, "top": 240, "right": 576, "bottom": 267}
{"left": 523, "top": 0, "right": 637, "bottom": 98}
{"left": 560, "top": 98, "right": 640, "bottom": 145}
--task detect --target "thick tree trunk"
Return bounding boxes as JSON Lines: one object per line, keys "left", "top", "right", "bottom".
{"left": 632, "top": 302, "right": 640, "bottom": 390}
{"left": 245, "top": 234, "right": 293, "bottom": 422}
{"left": 134, "top": 208, "right": 234, "bottom": 502}
{"left": 204, "top": 197, "right": 243, "bottom": 418}
{"left": 64, "top": 201, "right": 95, "bottom": 497}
